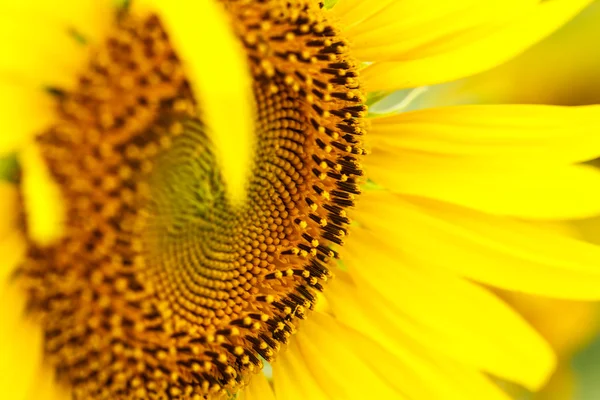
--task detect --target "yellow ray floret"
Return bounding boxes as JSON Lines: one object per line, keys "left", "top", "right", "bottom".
{"left": 0, "top": 283, "right": 43, "bottom": 400}
{"left": 0, "top": 181, "right": 26, "bottom": 282}
{"left": 0, "top": 0, "right": 112, "bottom": 87}
{"left": 19, "top": 144, "right": 65, "bottom": 245}
{"left": 340, "top": 0, "right": 538, "bottom": 60}
{"left": 135, "top": 0, "right": 256, "bottom": 205}
{"left": 0, "top": 84, "right": 54, "bottom": 155}
{"left": 367, "top": 105, "right": 600, "bottom": 219}
{"left": 292, "top": 313, "right": 401, "bottom": 399}
{"left": 0, "top": 0, "right": 112, "bottom": 45}
{"left": 370, "top": 105, "right": 600, "bottom": 165}
{"left": 356, "top": 191, "right": 600, "bottom": 299}
{"left": 240, "top": 373, "right": 276, "bottom": 400}
{"left": 329, "top": 0, "right": 395, "bottom": 31}
{"left": 0, "top": 0, "right": 113, "bottom": 153}
{"left": 360, "top": 0, "right": 593, "bottom": 90}
{"left": 336, "top": 232, "right": 555, "bottom": 390}
{"left": 272, "top": 339, "right": 332, "bottom": 400}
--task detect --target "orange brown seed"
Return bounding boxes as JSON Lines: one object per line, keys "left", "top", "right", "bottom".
{"left": 17, "top": 1, "right": 366, "bottom": 399}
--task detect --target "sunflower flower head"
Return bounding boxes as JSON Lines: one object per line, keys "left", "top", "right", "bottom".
{"left": 3, "top": 1, "right": 367, "bottom": 398}
{"left": 4, "top": 1, "right": 600, "bottom": 400}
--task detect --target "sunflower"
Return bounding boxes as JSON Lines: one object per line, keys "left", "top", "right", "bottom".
{"left": 4, "top": 1, "right": 600, "bottom": 399}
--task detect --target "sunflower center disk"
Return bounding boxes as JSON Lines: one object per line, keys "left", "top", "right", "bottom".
{"left": 20, "top": 1, "right": 366, "bottom": 398}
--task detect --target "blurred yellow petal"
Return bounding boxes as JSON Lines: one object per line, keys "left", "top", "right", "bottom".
{"left": 501, "top": 291, "right": 600, "bottom": 356}
{"left": 346, "top": 0, "right": 537, "bottom": 61}
{"left": 0, "top": 181, "right": 19, "bottom": 237}
{"left": 306, "top": 307, "right": 510, "bottom": 399}
{"left": 241, "top": 372, "right": 276, "bottom": 400}
{"left": 344, "top": 332, "right": 511, "bottom": 400}
{"left": 342, "top": 0, "right": 478, "bottom": 36}
{"left": 2, "top": 0, "right": 113, "bottom": 44}
{"left": 329, "top": 0, "right": 361, "bottom": 14}
{"left": 328, "top": 0, "right": 395, "bottom": 31}
{"left": 1, "top": 1, "right": 113, "bottom": 88}
{"left": 0, "top": 84, "right": 55, "bottom": 154}
{"left": 361, "top": 0, "right": 592, "bottom": 90}
{"left": 0, "top": 2, "right": 112, "bottom": 152}
{"left": 272, "top": 340, "right": 329, "bottom": 400}
{"left": 335, "top": 229, "right": 555, "bottom": 390}
{"left": 272, "top": 354, "right": 304, "bottom": 400}
{"left": 0, "top": 283, "right": 43, "bottom": 400}
{"left": 0, "top": 20, "right": 87, "bottom": 88}
{"left": 0, "top": 230, "right": 26, "bottom": 283}
{"left": 355, "top": 191, "right": 600, "bottom": 299}
{"left": 420, "top": 3, "right": 600, "bottom": 107}
{"left": 0, "top": 182, "right": 25, "bottom": 282}
{"left": 25, "top": 365, "right": 71, "bottom": 400}
{"left": 537, "top": 365, "right": 575, "bottom": 400}
{"left": 19, "top": 144, "right": 66, "bottom": 246}
{"left": 136, "top": 0, "right": 255, "bottom": 205}
{"left": 295, "top": 313, "right": 402, "bottom": 399}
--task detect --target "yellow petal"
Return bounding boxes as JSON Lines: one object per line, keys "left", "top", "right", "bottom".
{"left": 19, "top": 143, "right": 66, "bottom": 245}
{"left": 0, "top": 181, "right": 19, "bottom": 237}
{"left": 327, "top": 0, "right": 395, "bottom": 31}
{"left": 367, "top": 148, "right": 600, "bottom": 220}
{"left": 343, "top": 331, "right": 512, "bottom": 400}
{"left": 136, "top": 0, "right": 255, "bottom": 205}
{"left": 271, "top": 352, "right": 304, "bottom": 400}
{"left": 0, "top": 230, "right": 26, "bottom": 284}
{"left": 355, "top": 190, "right": 600, "bottom": 299}
{"left": 370, "top": 105, "right": 600, "bottom": 164}
{"left": 0, "top": 1, "right": 114, "bottom": 152}
{"left": 361, "top": 0, "right": 592, "bottom": 91}
{"left": 240, "top": 372, "right": 276, "bottom": 400}
{"left": 0, "top": 84, "right": 55, "bottom": 155}
{"left": 0, "top": 283, "right": 43, "bottom": 400}
{"left": 426, "top": 1, "right": 600, "bottom": 107}
{"left": 536, "top": 365, "right": 575, "bottom": 400}
{"left": 1, "top": 1, "right": 113, "bottom": 88}
{"left": 2, "top": 0, "right": 113, "bottom": 44}
{"left": 346, "top": 0, "right": 536, "bottom": 61}
{"left": 335, "top": 230, "right": 555, "bottom": 390}
{"left": 272, "top": 339, "right": 329, "bottom": 400}
{"left": 295, "top": 313, "right": 401, "bottom": 399}
{"left": 0, "top": 181, "right": 26, "bottom": 282}
{"left": 367, "top": 105, "right": 600, "bottom": 219}
{"left": 0, "top": 20, "right": 88, "bottom": 89}
{"left": 306, "top": 307, "right": 509, "bottom": 399}
{"left": 500, "top": 291, "right": 600, "bottom": 357}
{"left": 25, "top": 365, "right": 71, "bottom": 400}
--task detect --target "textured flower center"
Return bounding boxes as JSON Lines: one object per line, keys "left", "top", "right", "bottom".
{"left": 19, "top": 1, "right": 365, "bottom": 398}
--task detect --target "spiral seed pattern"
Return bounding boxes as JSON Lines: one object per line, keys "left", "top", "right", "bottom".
{"left": 18, "top": 1, "right": 366, "bottom": 398}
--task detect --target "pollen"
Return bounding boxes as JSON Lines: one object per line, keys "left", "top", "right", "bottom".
{"left": 18, "top": 1, "right": 365, "bottom": 399}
